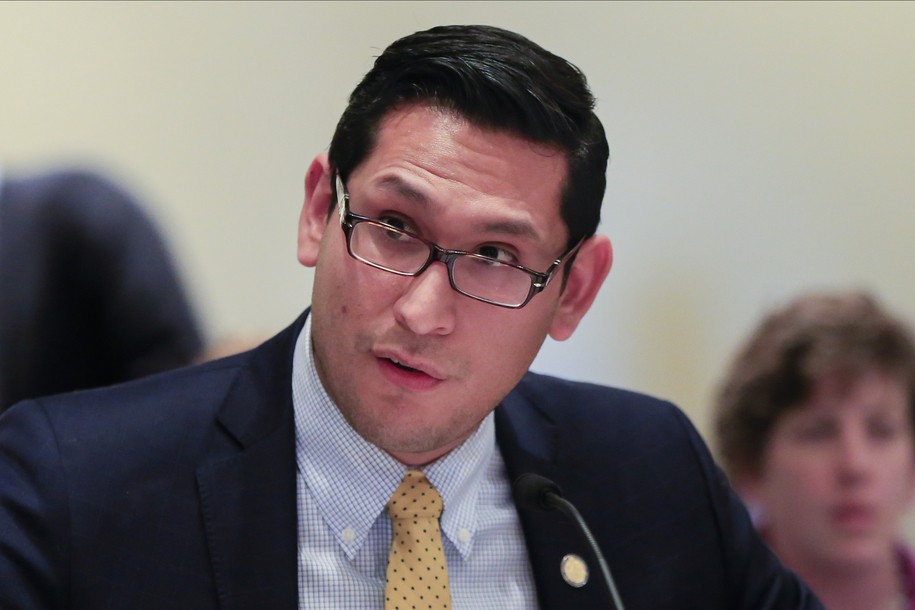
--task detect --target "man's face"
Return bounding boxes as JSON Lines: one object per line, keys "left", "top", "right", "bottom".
{"left": 298, "top": 104, "right": 608, "bottom": 466}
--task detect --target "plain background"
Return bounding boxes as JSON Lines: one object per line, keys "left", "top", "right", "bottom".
{"left": 2, "top": 2, "right": 914, "bottom": 458}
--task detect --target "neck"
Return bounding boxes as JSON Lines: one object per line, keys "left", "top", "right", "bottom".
{"left": 776, "top": 545, "right": 904, "bottom": 610}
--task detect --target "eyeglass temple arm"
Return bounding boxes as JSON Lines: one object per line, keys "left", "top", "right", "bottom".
{"left": 335, "top": 173, "right": 353, "bottom": 227}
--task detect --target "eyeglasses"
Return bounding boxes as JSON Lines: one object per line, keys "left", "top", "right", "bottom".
{"left": 335, "top": 173, "right": 581, "bottom": 309}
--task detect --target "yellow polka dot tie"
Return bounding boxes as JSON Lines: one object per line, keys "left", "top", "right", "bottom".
{"left": 385, "top": 470, "right": 452, "bottom": 610}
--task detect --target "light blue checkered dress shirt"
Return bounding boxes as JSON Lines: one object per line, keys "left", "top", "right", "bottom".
{"left": 292, "top": 316, "right": 539, "bottom": 609}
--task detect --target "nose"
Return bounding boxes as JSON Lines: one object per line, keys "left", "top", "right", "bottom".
{"left": 836, "top": 428, "right": 874, "bottom": 486}
{"left": 392, "top": 261, "right": 457, "bottom": 336}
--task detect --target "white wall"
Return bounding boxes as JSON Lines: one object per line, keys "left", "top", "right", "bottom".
{"left": 2, "top": 1, "right": 914, "bottom": 447}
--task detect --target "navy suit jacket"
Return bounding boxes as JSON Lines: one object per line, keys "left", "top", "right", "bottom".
{"left": 0, "top": 311, "right": 822, "bottom": 609}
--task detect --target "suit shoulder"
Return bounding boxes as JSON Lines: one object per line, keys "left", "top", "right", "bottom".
{"left": 31, "top": 353, "right": 249, "bottom": 435}
{"left": 502, "top": 371, "right": 701, "bottom": 458}
{"left": 513, "top": 370, "right": 681, "bottom": 420}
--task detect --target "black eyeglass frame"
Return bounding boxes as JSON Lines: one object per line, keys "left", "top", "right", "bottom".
{"left": 334, "top": 173, "right": 582, "bottom": 309}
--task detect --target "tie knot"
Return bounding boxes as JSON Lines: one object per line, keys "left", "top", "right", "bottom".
{"left": 387, "top": 470, "right": 443, "bottom": 520}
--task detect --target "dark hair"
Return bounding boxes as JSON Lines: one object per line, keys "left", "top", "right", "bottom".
{"left": 328, "top": 25, "right": 608, "bottom": 249}
{"left": 713, "top": 291, "right": 915, "bottom": 481}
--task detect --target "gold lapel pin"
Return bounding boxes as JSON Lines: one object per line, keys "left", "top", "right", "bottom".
{"left": 560, "top": 553, "right": 589, "bottom": 588}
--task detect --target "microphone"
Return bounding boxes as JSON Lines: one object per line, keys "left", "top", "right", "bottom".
{"left": 513, "top": 473, "right": 626, "bottom": 610}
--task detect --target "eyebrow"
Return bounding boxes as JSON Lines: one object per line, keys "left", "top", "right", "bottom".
{"left": 376, "top": 175, "right": 429, "bottom": 205}
{"left": 374, "top": 175, "right": 541, "bottom": 241}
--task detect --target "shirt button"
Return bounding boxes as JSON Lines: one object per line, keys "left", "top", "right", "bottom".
{"left": 458, "top": 528, "right": 471, "bottom": 543}
{"left": 341, "top": 527, "right": 356, "bottom": 542}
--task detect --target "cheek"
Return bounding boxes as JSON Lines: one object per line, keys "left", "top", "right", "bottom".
{"left": 456, "top": 309, "right": 553, "bottom": 398}
{"left": 315, "top": 247, "right": 398, "bottom": 316}
{"left": 880, "top": 449, "right": 915, "bottom": 507}
{"left": 759, "top": 452, "right": 829, "bottom": 512}
{"left": 484, "top": 312, "right": 552, "bottom": 363}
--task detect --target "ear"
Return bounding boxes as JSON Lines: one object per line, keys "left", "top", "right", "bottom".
{"left": 732, "top": 474, "right": 769, "bottom": 528}
{"left": 903, "top": 458, "right": 915, "bottom": 509}
{"left": 548, "top": 234, "right": 613, "bottom": 341}
{"left": 297, "top": 153, "right": 334, "bottom": 268}
{"left": 734, "top": 474, "right": 763, "bottom": 506}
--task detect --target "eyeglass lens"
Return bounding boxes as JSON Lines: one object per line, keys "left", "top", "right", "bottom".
{"left": 349, "top": 221, "right": 533, "bottom": 306}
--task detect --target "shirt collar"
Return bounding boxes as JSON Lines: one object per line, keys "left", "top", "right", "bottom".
{"left": 292, "top": 314, "right": 495, "bottom": 560}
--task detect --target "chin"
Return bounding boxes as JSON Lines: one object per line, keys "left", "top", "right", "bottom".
{"left": 824, "top": 538, "right": 895, "bottom": 571}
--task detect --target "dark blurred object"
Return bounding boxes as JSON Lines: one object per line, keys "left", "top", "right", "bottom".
{"left": 0, "top": 168, "right": 203, "bottom": 412}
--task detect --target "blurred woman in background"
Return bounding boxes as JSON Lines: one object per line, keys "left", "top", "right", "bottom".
{"left": 714, "top": 291, "right": 915, "bottom": 610}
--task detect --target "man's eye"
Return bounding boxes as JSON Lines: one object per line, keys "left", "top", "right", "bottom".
{"left": 376, "top": 216, "right": 418, "bottom": 242}
{"left": 379, "top": 216, "right": 410, "bottom": 232}
{"left": 477, "top": 245, "right": 516, "bottom": 263}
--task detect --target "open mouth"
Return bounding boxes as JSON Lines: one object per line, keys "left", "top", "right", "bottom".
{"left": 388, "top": 358, "right": 423, "bottom": 374}
{"left": 377, "top": 354, "right": 443, "bottom": 390}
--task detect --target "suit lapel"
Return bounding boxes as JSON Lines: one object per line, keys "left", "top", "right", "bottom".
{"left": 496, "top": 382, "right": 612, "bottom": 609}
{"left": 196, "top": 314, "right": 306, "bottom": 610}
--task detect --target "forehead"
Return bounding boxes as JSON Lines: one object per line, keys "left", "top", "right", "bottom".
{"left": 350, "top": 104, "right": 570, "bottom": 247}
{"left": 791, "top": 370, "right": 911, "bottom": 419}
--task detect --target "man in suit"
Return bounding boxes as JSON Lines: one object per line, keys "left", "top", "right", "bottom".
{"left": 0, "top": 25, "right": 823, "bottom": 609}
{"left": 0, "top": 168, "right": 203, "bottom": 412}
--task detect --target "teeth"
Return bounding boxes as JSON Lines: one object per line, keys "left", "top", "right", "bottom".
{"left": 389, "top": 357, "right": 419, "bottom": 373}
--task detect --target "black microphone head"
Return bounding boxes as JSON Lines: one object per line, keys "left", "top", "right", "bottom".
{"left": 512, "top": 473, "right": 563, "bottom": 512}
